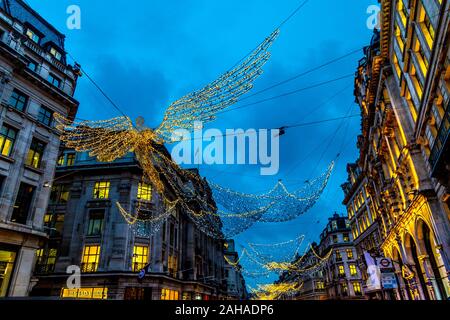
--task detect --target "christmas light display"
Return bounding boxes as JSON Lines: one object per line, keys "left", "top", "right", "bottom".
{"left": 54, "top": 29, "right": 279, "bottom": 196}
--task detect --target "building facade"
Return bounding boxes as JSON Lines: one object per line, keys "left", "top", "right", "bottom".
{"left": 0, "top": 0, "right": 79, "bottom": 297}
{"left": 349, "top": 0, "right": 450, "bottom": 300}
{"left": 31, "top": 150, "right": 244, "bottom": 300}
{"left": 223, "top": 239, "right": 248, "bottom": 300}
{"left": 278, "top": 214, "right": 364, "bottom": 300}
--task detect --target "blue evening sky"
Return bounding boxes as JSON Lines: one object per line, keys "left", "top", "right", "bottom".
{"left": 28, "top": 0, "right": 376, "bottom": 286}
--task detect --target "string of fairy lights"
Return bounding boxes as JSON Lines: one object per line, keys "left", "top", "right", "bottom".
{"left": 52, "top": 0, "right": 361, "bottom": 299}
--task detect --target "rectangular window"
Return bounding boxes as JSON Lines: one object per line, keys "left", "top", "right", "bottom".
{"left": 35, "top": 248, "right": 57, "bottom": 274}
{"left": 26, "top": 28, "right": 40, "bottom": 43}
{"left": 27, "top": 59, "right": 38, "bottom": 72}
{"left": 137, "top": 182, "right": 152, "bottom": 201}
{"left": 335, "top": 250, "right": 342, "bottom": 262}
{"left": 0, "top": 249, "right": 17, "bottom": 297}
{"left": 0, "top": 125, "right": 18, "bottom": 157}
{"left": 93, "top": 181, "right": 110, "bottom": 199}
{"left": 341, "top": 283, "right": 348, "bottom": 296}
{"left": 343, "top": 233, "right": 350, "bottom": 242}
{"left": 161, "top": 288, "right": 179, "bottom": 300}
{"left": 347, "top": 249, "right": 354, "bottom": 260}
{"left": 8, "top": 89, "right": 28, "bottom": 112}
{"left": 332, "top": 235, "right": 338, "bottom": 243}
{"left": 168, "top": 254, "right": 178, "bottom": 277}
{"left": 338, "top": 265, "right": 345, "bottom": 276}
{"left": 48, "top": 74, "right": 61, "bottom": 88}
{"left": 132, "top": 245, "right": 149, "bottom": 272}
{"left": 350, "top": 264, "right": 357, "bottom": 276}
{"left": 49, "top": 47, "right": 62, "bottom": 61}
{"left": 316, "top": 281, "right": 325, "bottom": 290}
{"left": 87, "top": 210, "right": 104, "bottom": 236}
{"left": 353, "top": 282, "right": 362, "bottom": 295}
{"left": 50, "top": 184, "right": 70, "bottom": 204}
{"left": 418, "top": 0, "right": 435, "bottom": 49}
{"left": 81, "top": 245, "right": 100, "bottom": 273}
{"left": 66, "top": 153, "right": 75, "bottom": 166}
{"left": 57, "top": 155, "right": 65, "bottom": 166}
{"left": 11, "top": 183, "right": 35, "bottom": 224}
{"left": 25, "top": 138, "right": 45, "bottom": 169}
{"left": 37, "top": 106, "right": 54, "bottom": 127}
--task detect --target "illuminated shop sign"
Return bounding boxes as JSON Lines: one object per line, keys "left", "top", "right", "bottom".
{"left": 60, "top": 287, "right": 108, "bottom": 299}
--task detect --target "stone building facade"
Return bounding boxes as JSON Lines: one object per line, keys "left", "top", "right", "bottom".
{"left": 31, "top": 150, "right": 244, "bottom": 300}
{"left": 223, "top": 239, "right": 248, "bottom": 299}
{"left": 348, "top": 0, "right": 450, "bottom": 300}
{"left": 0, "top": 0, "right": 79, "bottom": 297}
{"left": 278, "top": 214, "right": 364, "bottom": 300}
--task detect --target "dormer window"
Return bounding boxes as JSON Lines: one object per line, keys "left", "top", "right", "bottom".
{"left": 26, "top": 28, "right": 40, "bottom": 44}
{"left": 49, "top": 47, "right": 62, "bottom": 61}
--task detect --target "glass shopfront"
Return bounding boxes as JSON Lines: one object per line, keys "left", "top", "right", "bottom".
{"left": 0, "top": 249, "right": 17, "bottom": 297}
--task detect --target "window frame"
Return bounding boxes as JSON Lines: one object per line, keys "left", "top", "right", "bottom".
{"left": 8, "top": 89, "right": 28, "bottom": 112}
{"left": 0, "top": 124, "right": 18, "bottom": 157}
{"left": 37, "top": 105, "right": 54, "bottom": 127}
{"left": 25, "top": 138, "right": 46, "bottom": 169}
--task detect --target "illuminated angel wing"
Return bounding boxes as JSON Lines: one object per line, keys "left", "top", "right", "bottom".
{"left": 54, "top": 113, "right": 140, "bottom": 163}
{"left": 155, "top": 30, "right": 280, "bottom": 142}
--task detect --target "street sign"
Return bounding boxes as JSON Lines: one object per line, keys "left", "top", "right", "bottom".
{"left": 376, "top": 257, "right": 395, "bottom": 273}
{"left": 381, "top": 272, "right": 398, "bottom": 289}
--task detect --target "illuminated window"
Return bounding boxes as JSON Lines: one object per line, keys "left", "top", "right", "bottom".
{"left": 395, "top": 23, "right": 405, "bottom": 53}
{"left": 393, "top": 52, "right": 402, "bottom": 79}
{"left": 49, "top": 47, "right": 62, "bottom": 61}
{"left": 409, "top": 63, "right": 423, "bottom": 99}
{"left": 93, "top": 181, "right": 110, "bottom": 199}
{"left": 37, "top": 106, "right": 54, "bottom": 127}
{"left": 0, "top": 124, "right": 18, "bottom": 157}
{"left": 57, "top": 155, "right": 65, "bottom": 166}
{"left": 347, "top": 249, "right": 354, "bottom": 260}
{"left": 26, "top": 138, "right": 45, "bottom": 169}
{"left": 316, "top": 281, "right": 325, "bottom": 290}
{"left": 168, "top": 254, "right": 178, "bottom": 277}
{"left": 9, "top": 89, "right": 28, "bottom": 112}
{"left": 343, "top": 233, "right": 350, "bottom": 242}
{"left": 353, "top": 282, "right": 362, "bottom": 295}
{"left": 161, "top": 288, "right": 179, "bottom": 300}
{"left": 25, "top": 28, "right": 40, "bottom": 43}
{"left": 338, "top": 265, "right": 345, "bottom": 276}
{"left": 137, "top": 182, "right": 152, "bottom": 201}
{"left": 341, "top": 282, "right": 348, "bottom": 296}
{"left": 132, "top": 245, "right": 149, "bottom": 272}
{"left": 335, "top": 250, "right": 342, "bottom": 262}
{"left": 397, "top": 0, "right": 408, "bottom": 27}
{"left": 66, "top": 153, "right": 75, "bottom": 166}
{"left": 412, "top": 34, "right": 429, "bottom": 77}
{"left": 81, "top": 245, "right": 100, "bottom": 272}
{"left": 35, "top": 248, "right": 57, "bottom": 274}
{"left": 0, "top": 250, "right": 17, "bottom": 297}
{"left": 50, "top": 185, "right": 70, "bottom": 204}
{"left": 87, "top": 210, "right": 104, "bottom": 236}
{"left": 417, "top": 0, "right": 434, "bottom": 49}
{"left": 350, "top": 264, "right": 357, "bottom": 276}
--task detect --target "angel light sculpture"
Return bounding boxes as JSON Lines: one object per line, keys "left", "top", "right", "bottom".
{"left": 54, "top": 30, "right": 280, "bottom": 196}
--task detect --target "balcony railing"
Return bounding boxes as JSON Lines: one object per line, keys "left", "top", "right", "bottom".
{"left": 429, "top": 102, "right": 450, "bottom": 174}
